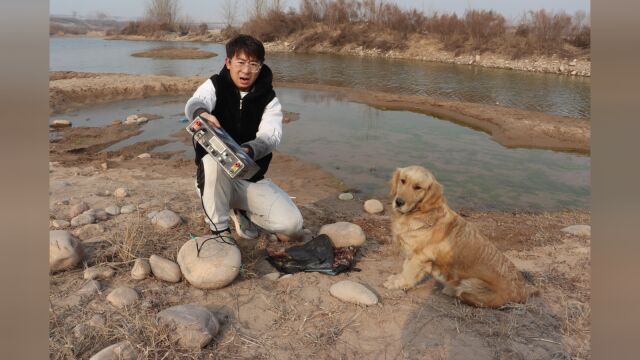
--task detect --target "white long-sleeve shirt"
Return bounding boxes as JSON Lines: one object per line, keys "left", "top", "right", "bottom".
{"left": 185, "top": 79, "right": 283, "bottom": 160}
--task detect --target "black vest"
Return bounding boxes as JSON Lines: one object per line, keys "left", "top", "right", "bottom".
{"left": 195, "top": 65, "right": 276, "bottom": 182}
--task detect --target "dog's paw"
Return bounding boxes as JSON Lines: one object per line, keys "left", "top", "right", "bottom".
{"left": 384, "top": 274, "right": 406, "bottom": 290}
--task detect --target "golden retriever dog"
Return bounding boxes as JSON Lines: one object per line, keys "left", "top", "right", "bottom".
{"left": 383, "top": 166, "right": 538, "bottom": 308}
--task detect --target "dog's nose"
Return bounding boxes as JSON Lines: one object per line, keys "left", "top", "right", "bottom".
{"left": 395, "top": 198, "right": 405, "bottom": 207}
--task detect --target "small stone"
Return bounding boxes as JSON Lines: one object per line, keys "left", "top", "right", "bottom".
{"left": 137, "top": 153, "right": 151, "bottom": 159}
{"left": 364, "top": 199, "right": 384, "bottom": 214}
{"left": 177, "top": 237, "right": 241, "bottom": 289}
{"left": 329, "top": 280, "right": 378, "bottom": 306}
{"left": 114, "top": 187, "right": 129, "bottom": 198}
{"left": 77, "top": 280, "right": 102, "bottom": 297}
{"left": 131, "top": 258, "right": 151, "bottom": 280}
{"left": 561, "top": 225, "right": 591, "bottom": 237}
{"left": 50, "top": 119, "right": 72, "bottom": 128}
{"left": 84, "top": 265, "right": 115, "bottom": 280}
{"left": 69, "top": 201, "right": 90, "bottom": 218}
{"left": 263, "top": 272, "right": 281, "bottom": 281}
{"left": 93, "top": 209, "right": 109, "bottom": 221}
{"left": 569, "top": 59, "right": 577, "bottom": 66}
{"left": 571, "top": 70, "right": 577, "bottom": 75}
{"left": 152, "top": 210, "right": 181, "bottom": 229}
{"left": 136, "top": 117, "right": 148, "bottom": 124}
{"left": 149, "top": 255, "right": 181, "bottom": 283}
{"left": 107, "top": 286, "right": 139, "bottom": 308}
{"left": 73, "top": 223, "right": 105, "bottom": 240}
{"left": 50, "top": 230, "right": 83, "bottom": 273}
{"left": 101, "top": 162, "right": 108, "bottom": 170}
{"left": 156, "top": 304, "right": 220, "bottom": 349}
{"left": 89, "top": 340, "right": 137, "bottom": 360}
{"left": 71, "top": 213, "right": 96, "bottom": 227}
{"left": 52, "top": 219, "right": 70, "bottom": 229}
{"left": 120, "top": 204, "right": 136, "bottom": 214}
{"left": 124, "top": 115, "right": 139, "bottom": 124}
{"left": 105, "top": 205, "right": 120, "bottom": 216}
{"left": 318, "top": 222, "right": 366, "bottom": 247}
{"left": 147, "top": 210, "right": 159, "bottom": 220}
{"left": 338, "top": 192, "right": 354, "bottom": 201}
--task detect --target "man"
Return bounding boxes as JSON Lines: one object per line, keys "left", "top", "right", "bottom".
{"left": 185, "top": 34, "right": 303, "bottom": 241}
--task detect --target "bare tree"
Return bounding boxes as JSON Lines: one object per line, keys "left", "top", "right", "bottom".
{"left": 222, "top": 0, "right": 238, "bottom": 26}
{"left": 145, "top": 0, "right": 180, "bottom": 26}
{"left": 250, "top": 0, "right": 266, "bottom": 18}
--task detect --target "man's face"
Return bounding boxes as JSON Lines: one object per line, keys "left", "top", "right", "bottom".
{"left": 225, "top": 51, "right": 262, "bottom": 91}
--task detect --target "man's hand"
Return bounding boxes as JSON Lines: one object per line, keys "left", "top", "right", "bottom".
{"left": 198, "top": 112, "right": 221, "bottom": 128}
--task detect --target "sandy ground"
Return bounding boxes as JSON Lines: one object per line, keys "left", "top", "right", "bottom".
{"left": 131, "top": 47, "right": 218, "bottom": 59}
{"left": 49, "top": 90, "right": 591, "bottom": 359}
{"left": 50, "top": 71, "right": 590, "bottom": 154}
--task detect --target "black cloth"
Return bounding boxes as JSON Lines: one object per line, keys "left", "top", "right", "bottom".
{"left": 195, "top": 65, "right": 276, "bottom": 183}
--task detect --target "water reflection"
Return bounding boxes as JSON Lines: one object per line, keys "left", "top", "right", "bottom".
{"left": 50, "top": 37, "right": 590, "bottom": 118}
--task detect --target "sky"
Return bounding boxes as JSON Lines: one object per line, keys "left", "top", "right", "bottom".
{"left": 50, "top": 0, "right": 591, "bottom": 24}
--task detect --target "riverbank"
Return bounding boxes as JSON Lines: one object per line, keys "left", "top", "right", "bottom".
{"left": 77, "top": 27, "right": 590, "bottom": 77}
{"left": 48, "top": 120, "right": 590, "bottom": 359}
{"left": 50, "top": 71, "right": 590, "bottom": 154}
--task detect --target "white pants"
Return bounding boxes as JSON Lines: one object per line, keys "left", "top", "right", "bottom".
{"left": 197, "top": 154, "right": 303, "bottom": 235}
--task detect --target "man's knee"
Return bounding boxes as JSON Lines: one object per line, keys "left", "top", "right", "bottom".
{"left": 273, "top": 207, "right": 303, "bottom": 235}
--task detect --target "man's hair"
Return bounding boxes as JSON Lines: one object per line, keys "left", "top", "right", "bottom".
{"left": 226, "top": 35, "right": 265, "bottom": 63}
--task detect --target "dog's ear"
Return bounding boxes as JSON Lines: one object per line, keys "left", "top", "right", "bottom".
{"left": 390, "top": 168, "right": 401, "bottom": 197}
{"left": 418, "top": 179, "right": 444, "bottom": 212}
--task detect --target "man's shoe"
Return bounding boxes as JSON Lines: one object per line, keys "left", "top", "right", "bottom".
{"left": 229, "top": 209, "right": 259, "bottom": 240}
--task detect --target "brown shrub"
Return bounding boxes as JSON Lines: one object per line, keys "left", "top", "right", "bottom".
{"left": 241, "top": 9, "right": 305, "bottom": 42}
{"left": 464, "top": 10, "right": 506, "bottom": 51}
{"left": 516, "top": 9, "right": 572, "bottom": 55}
{"left": 221, "top": 25, "right": 241, "bottom": 40}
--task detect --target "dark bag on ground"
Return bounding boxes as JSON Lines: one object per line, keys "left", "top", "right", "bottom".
{"left": 266, "top": 234, "right": 358, "bottom": 275}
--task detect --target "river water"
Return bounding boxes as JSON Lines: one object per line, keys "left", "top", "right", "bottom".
{"left": 49, "top": 37, "right": 590, "bottom": 210}
{"left": 50, "top": 37, "right": 590, "bottom": 119}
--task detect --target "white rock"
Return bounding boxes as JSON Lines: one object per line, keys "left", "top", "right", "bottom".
{"left": 364, "top": 199, "right": 384, "bottom": 214}
{"left": 89, "top": 341, "right": 137, "bottom": 360}
{"left": 561, "top": 224, "right": 591, "bottom": 237}
{"left": 329, "top": 280, "right": 378, "bottom": 306}
{"left": 49, "top": 230, "right": 83, "bottom": 273}
{"left": 149, "top": 255, "right": 181, "bottom": 283}
{"left": 177, "top": 237, "right": 241, "bottom": 289}
{"left": 52, "top": 219, "right": 70, "bottom": 229}
{"left": 152, "top": 210, "right": 181, "bottom": 229}
{"left": 71, "top": 213, "right": 96, "bottom": 227}
{"left": 318, "top": 222, "right": 366, "bottom": 247}
{"left": 131, "top": 258, "right": 151, "bottom": 280}
{"left": 137, "top": 153, "right": 151, "bottom": 159}
{"left": 69, "top": 202, "right": 90, "bottom": 218}
{"left": 114, "top": 187, "right": 129, "bottom": 198}
{"left": 569, "top": 59, "right": 577, "bottom": 66}
{"left": 107, "top": 286, "right": 139, "bottom": 308}
{"left": 84, "top": 265, "right": 115, "bottom": 280}
{"left": 120, "top": 204, "right": 136, "bottom": 214}
{"left": 571, "top": 70, "right": 577, "bottom": 75}
{"left": 101, "top": 162, "right": 108, "bottom": 170}
{"left": 77, "top": 280, "right": 102, "bottom": 297}
{"left": 50, "top": 119, "right": 72, "bottom": 128}
{"left": 338, "top": 192, "right": 354, "bottom": 201}
{"left": 136, "top": 117, "right": 148, "bottom": 124}
{"left": 105, "top": 205, "right": 120, "bottom": 216}
{"left": 124, "top": 115, "right": 139, "bottom": 125}
{"left": 156, "top": 304, "right": 220, "bottom": 349}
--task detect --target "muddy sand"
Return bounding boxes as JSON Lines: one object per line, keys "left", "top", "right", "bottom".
{"left": 48, "top": 73, "right": 590, "bottom": 359}
{"left": 50, "top": 71, "right": 590, "bottom": 154}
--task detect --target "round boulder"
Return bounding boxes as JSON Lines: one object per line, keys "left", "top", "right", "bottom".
{"left": 69, "top": 201, "right": 90, "bottom": 218}
{"left": 338, "top": 192, "right": 354, "bottom": 201}
{"left": 318, "top": 222, "right": 366, "bottom": 247}
{"left": 120, "top": 204, "right": 136, "bottom": 214}
{"left": 114, "top": 187, "right": 129, "bottom": 198}
{"left": 364, "top": 199, "right": 384, "bottom": 214}
{"left": 89, "top": 340, "right": 137, "bottom": 360}
{"left": 329, "top": 280, "right": 378, "bottom": 306}
{"left": 70, "top": 213, "right": 95, "bottom": 227}
{"left": 156, "top": 304, "right": 220, "bottom": 349}
{"left": 177, "top": 237, "right": 241, "bottom": 289}
{"left": 49, "top": 230, "right": 83, "bottom": 273}
{"left": 105, "top": 205, "right": 120, "bottom": 216}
